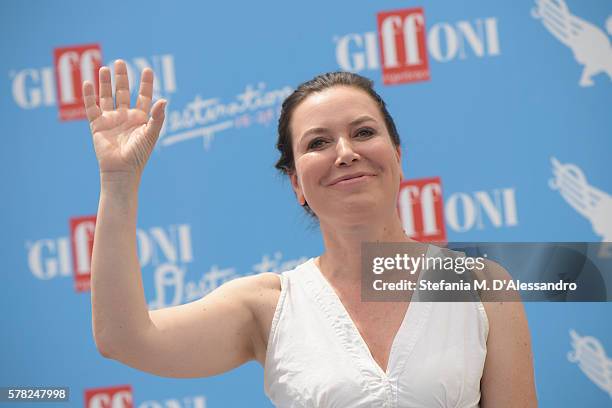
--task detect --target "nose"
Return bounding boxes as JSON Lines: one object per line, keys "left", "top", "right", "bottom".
{"left": 334, "top": 135, "right": 360, "bottom": 167}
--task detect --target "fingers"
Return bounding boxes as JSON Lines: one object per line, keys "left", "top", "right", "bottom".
{"left": 146, "top": 99, "right": 167, "bottom": 140}
{"left": 135, "top": 68, "right": 154, "bottom": 114}
{"left": 82, "top": 81, "right": 102, "bottom": 123}
{"left": 114, "top": 59, "right": 130, "bottom": 110}
{"left": 95, "top": 61, "right": 159, "bottom": 117}
{"left": 99, "top": 67, "right": 113, "bottom": 111}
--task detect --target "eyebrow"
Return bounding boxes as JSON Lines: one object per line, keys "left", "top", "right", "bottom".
{"left": 299, "top": 115, "right": 379, "bottom": 145}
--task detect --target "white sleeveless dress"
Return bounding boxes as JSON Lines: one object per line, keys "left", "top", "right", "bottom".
{"left": 264, "top": 247, "right": 489, "bottom": 408}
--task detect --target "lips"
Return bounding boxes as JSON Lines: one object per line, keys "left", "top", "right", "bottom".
{"left": 328, "top": 172, "right": 375, "bottom": 186}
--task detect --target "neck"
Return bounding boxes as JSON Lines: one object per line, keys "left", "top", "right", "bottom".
{"left": 316, "top": 209, "right": 417, "bottom": 283}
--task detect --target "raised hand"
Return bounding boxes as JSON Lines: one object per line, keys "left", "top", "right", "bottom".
{"left": 83, "top": 60, "right": 167, "bottom": 178}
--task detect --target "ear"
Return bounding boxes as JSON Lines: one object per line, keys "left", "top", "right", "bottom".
{"left": 395, "top": 145, "right": 404, "bottom": 182}
{"left": 289, "top": 172, "right": 306, "bottom": 206}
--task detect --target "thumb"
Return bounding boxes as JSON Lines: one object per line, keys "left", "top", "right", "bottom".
{"left": 146, "top": 99, "right": 167, "bottom": 142}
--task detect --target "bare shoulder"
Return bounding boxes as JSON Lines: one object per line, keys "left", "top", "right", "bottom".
{"left": 238, "top": 272, "right": 282, "bottom": 366}
{"left": 235, "top": 272, "right": 282, "bottom": 301}
{"left": 472, "top": 258, "right": 528, "bottom": 346}
{"left": 476, "top": 260, "right": 538, "bottom": 406}
{"left": 248, "top": 271, "right": 282, "bottom": 291}
{"left": 220, "top": 271, "right": 281, "bottom": 301}
{"left": 472, "top": 258, "right": 522, "bottom": 314}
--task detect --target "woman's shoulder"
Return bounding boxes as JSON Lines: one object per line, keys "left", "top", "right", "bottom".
{"left": 475, "top": 258, "right": 525, "bottom": 331}
{"left": 218, "top": 272, "right": 282, "bottom": 331}
{"left": 225, "top": 272, "right": 282, "bottom": 328}
{"left": 238, "top": 272, "right": 284, "bottom": 365}
{"left": 218, "top": 271, "right": 281, "bottom": 298}
{"left": 477, "top": 259, "right": 537, "bottom": 406}
{"left": 249, "top": 271, "right": 282, "bottom": 289}
{"left": 245, "top": 257, "right": 314, "bottom": 293}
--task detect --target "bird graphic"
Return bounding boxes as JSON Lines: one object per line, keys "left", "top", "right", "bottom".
{"left": 568, "top": 330, "right": 612, "bottom": 398}
{"left": 549, "top": 157, "right": 612, "bottom": 242}
{"left": 532, "top": 0, "right": 612, "bottom": 87}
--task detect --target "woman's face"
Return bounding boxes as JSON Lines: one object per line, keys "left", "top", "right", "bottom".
{"left": 289, "top": 86, "right": 403, "bottom": 223}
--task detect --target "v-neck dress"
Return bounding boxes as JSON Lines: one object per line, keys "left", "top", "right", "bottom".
{"left": 263, "top": 247, "right": 489, "bottom": 408}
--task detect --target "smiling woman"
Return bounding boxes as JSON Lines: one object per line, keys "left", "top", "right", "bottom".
{"left": 288, "top": 87, "right": 402, "bottom": 224}
{"left": 85, "top": 63, "right": 537, "bottom": 408}
{"left": 262, "top": 73, "right": 537, "bottom": 407}
{"left": 275, "top": 72, "right": 402, "bottom": 219}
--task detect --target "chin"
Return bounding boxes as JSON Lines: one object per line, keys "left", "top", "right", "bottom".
{"left": 333, "top": 200, "right": 388, "bottom": 221}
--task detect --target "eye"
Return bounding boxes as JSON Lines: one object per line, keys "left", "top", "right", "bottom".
{"left": 355, "top": 128, "right": 375, "bottom": 138}
{"left": 307, "top": 138, "right": 327, "bottom": 150}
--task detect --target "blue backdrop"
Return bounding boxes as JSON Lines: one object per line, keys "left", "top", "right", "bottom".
{"left": 2, "top": 0, "right": 611, "bottom": 406}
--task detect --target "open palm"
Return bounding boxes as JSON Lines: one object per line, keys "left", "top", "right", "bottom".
{"left": 83, "top": 60, "right": 166, "bottom": 176}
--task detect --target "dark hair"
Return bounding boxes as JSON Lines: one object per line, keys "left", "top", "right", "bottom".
{"left": 275, "top": 71, "right": 401, "bottom": 217}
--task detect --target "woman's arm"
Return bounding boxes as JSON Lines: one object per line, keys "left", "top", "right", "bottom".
{"left": 480, "top": 262, "right": 538, "bottom": 408}
{"left": 86, "top": 60, "right": 270, "bottom": 378}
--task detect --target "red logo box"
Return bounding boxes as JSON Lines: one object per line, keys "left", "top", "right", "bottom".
{"left": 54, "top": 44, "right": 102, "bottom": 121}
{"left": 84, "top": 385, "right": 133, "bottom": 408}
{"left": 377, "top": 8, "right": 430, "bottom": 85}
{"left": 70, "top": 215, "right": 96, "bottom": 292}
{"left": 398, "top": 177, "right": 446, "bottom": 242}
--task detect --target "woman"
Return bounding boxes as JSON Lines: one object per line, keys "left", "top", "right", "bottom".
{"left": 83, "top": 60, "right": 538, "bottom": 407}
